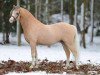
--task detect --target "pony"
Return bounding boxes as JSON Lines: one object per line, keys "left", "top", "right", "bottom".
{"left": 9, "top": 5, "right": 79, "bottom": 69}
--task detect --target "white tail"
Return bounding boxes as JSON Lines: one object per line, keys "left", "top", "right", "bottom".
{"left": 74, "top": 27, "right": 80, "bottom": 68}
{"left": 75, "top": 29, "right": 80, "bottom": 54}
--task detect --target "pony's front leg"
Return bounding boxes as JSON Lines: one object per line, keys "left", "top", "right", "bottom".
{"left": 30, "top": 42, "right": 38, "bottom": 68}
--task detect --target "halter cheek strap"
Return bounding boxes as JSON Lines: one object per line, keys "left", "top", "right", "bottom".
{"left": 11, "top": 15, "right": 17, "bottom": 21}
{"left": 11, "top": 13, "right": 19, "bottom": 21}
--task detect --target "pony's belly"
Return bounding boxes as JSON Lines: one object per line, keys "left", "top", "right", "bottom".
{"left": 37, "top": 38, "right": 60, "bottom": 46}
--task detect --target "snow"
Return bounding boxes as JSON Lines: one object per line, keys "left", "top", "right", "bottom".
{"left": 0, "top": 33, "right": 100, "bottom": 75}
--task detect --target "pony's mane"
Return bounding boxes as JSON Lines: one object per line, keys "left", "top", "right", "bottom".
{"left": 20, "top": 7, "right": 44, "bottom": 24}
{"left": 10, "top": 6, "right": 44, "bottom": 25}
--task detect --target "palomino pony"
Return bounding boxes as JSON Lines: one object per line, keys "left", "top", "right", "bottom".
{"left": 9, "top": 5, "right": 79, "bottom": 69}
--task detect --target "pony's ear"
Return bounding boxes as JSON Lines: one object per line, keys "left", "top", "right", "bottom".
{"left": 13, "top": 5, "right": 16, "bottom": 8}
{"left": 13, "top": 5, "right": 20, "bottom": 9}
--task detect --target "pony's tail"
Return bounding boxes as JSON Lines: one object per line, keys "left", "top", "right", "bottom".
{"left": 75, "top": 30, "right": 79, "bottom": 52}
{"left": 74, "top": 27, "right": 80, "bottom": 61}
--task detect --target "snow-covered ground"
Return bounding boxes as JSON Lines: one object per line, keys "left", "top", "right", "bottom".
{"left": 0, "top": 33, "right": 100, "bottom": 75}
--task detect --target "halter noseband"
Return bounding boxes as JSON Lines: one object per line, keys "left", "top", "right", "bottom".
{"left": 11, "top": 12, "right": 20, "bottom": 21}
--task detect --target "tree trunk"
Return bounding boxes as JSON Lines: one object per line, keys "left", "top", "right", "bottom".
{"left": 38, "top": 0, "right": 42, "bottom": 21}
{"left": 17, "top": 0, "right": 21, "bottom": 46}
{"left": 90, "top": 0, "right": 94, "bottom": 44}
{"left": 5, "top": 32, "right": 10, "bottom": 43}
{"left": 28, "top": 0, "right": 30, "bottom": 11}
{"left": 81, "top": 1, "right": 86, "bottom": 48}
{"left": 45, "top": 0, "right": 49, "bottom": 24}
{"left": 61, "top": 0, "right": 64, "bottom": 21}
{"left": 2, "top": 13, "right": 6, "bottom": 43}
{"left": 74, "top": 0, "right": 77, "bottom": 26}
{"left": 35, "top": 0, "right": 38, "bottom": 19}
{"left": 69, "top": 0, "right": 74, "bottom": 24}
{"left": 26, "top": 0, "right": 30, "bottom": 11}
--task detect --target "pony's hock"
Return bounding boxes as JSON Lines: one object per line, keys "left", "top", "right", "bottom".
{"left": 9, "top": 5, "right": 79, "bottom": 69}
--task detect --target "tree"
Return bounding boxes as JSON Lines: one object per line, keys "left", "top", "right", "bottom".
{"left": 38, "top": 0, "right": 42, "bottom": 21}
{"left": 61, "top": 0, "right": 64, "bottom": 21}
{"left": 90, "top": 0, "right": 94, "bottom": 44}
{"left": 74, "top": 0, "right": 77, "bottom": 26}
{"left": 26, "top": 0, "right": 30, "bottom": 11}
{"left": 3, "top": 0, "right": 16, "bottom": 44}
{"left": 80, "top": 0, "right": 86, "bottom": 48}
{"left": 35, "top": 0, "right": 38, "bottom": 18}
{"left": 68, "top": 0, "right": 74, "bottom": 24}
{"left": 16, "top": 0, "right": 21, "bottom": 46}
{"left": 45, "top": 0, "right": 49, "bottom": 24}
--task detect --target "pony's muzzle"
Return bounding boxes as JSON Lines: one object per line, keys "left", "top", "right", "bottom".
{"left": 9, "top": 17, "right": 14, "bottom": 23}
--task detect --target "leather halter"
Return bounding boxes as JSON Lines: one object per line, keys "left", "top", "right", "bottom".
{"left": 11, "top": 13, "right": 19, "bottom": 21}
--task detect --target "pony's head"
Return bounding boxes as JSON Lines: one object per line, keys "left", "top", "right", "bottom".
{"left": 9, "top": 5, "right": 20, "bottom": 23}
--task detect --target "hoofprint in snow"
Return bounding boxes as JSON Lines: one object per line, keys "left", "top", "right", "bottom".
{"left": 0, "top": 33, "right": 100, "bottom": 75}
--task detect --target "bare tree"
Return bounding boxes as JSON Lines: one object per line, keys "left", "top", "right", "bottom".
{"left": 90, "top": 0, "right": 94, "bottom": 44}
{"left": 45, "top": 0, "right": 49, "bottom": 24}
{"left": 80, "top": 0, "right": 86, "bottom": 48}
{"left": 2, "top": 13, "right": 5, "bottom": 43}
{"left": 17, "top": 0, "right": 21, "bottom": 46}
{"left": 74, "top": 0, "right": 77, "bottom": 26}
{"left": 0, "top": 0, "right": 5, "bottom": 44}
{"left": 61, "top": 0, "right": 64, "bottom": 21}
{"left": 35, "top": 0, "right": 38, "bottom": 19}
{"left": 28, "top": 0, "right": 30, "bottom": 11}
{"left": 26, "top": 0, "right": 30, "bottom": 11}
{"left": 38, "top": 0, "right": 42, "bottom": 21}
{"left": 68, "top": 0, "right": 74, "bottom": 24}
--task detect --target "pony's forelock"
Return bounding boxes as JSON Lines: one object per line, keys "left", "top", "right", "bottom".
{"left": 10, "top": 5, "right": 20, "bottom": 16}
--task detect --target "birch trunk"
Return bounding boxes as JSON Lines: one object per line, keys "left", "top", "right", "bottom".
{"left": 45, "top": 0, "right": 49, "bottom": 24}
{"left": 17, "top": 0, "right": 21, "bottom": 46}
{"left": 28, "top": 0, "right": 30, "bottom": 11}
{"left": 90, "top": 0, "right": 94, "bottom": 44}
{"left": 38, "top": 0, "right": 42, "bottom": 21}
{"left": 35, "top": 0, "right": 38, "bottom": 18}
{"left": 61, "top": 0, "right": 63, "bottom": 21}
{"left": 74, "top": 0, "right": 77, "bottom": 26}
{"left": 81, "top": 2, "right": 86, "bottom": 48}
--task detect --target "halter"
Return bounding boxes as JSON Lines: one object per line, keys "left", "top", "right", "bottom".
{"left": 11, "top": 12, "right": 20, "bottom": 21}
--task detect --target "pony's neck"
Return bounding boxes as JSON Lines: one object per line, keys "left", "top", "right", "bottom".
{"left": 19, "top": 7, "right": 44, "bottom": 31}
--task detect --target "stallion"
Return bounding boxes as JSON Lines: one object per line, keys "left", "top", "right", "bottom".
{"left": 9, "top": 5, "right": 79, "bottom": 69}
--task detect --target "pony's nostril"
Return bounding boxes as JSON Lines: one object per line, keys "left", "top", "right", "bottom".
{"left": 9, "top": 19, "right": 13, "bottom": 23}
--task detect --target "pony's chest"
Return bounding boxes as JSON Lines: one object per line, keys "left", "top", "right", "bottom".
{"left": 24, "top": 32, "right": 34, "bottom": 42}
{"left": 24, "top": 33, "right": 30, "bottom": 43}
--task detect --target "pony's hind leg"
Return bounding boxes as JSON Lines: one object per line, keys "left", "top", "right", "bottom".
{"left": 61, "top": 42, "right": 70, "bottom": 68}
{"left": 67, "top": 44, "right": 79, "bottom": 69}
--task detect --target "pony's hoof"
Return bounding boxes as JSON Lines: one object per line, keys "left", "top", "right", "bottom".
{"left": 75, "top": 66, "right": 79, "bottom": 70}
{"left": 63, "top": 66, "right": 67, "bottom": 69}
{"left": 29, "top": 65, "right": 39, "bottom": 69}
{"left": 63, "top": 66, "right": 71, "bottom": 69}
{"left": 29, "top": 65, "right": 34, "bottom": 69}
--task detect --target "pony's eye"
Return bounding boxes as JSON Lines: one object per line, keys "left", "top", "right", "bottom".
{"left": 16, "top": 13, "right": 19, "bottom": 15}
